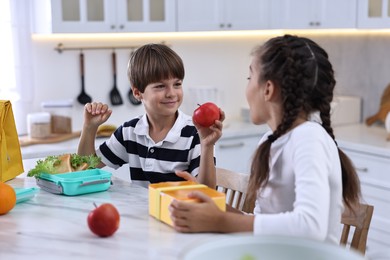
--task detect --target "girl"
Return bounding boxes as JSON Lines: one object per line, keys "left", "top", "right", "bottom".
{"left": 169, "top": 35, "right": 360, "bottom": 244}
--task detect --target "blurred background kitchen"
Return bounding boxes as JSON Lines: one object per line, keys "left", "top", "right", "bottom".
{"left": 2, "top": 0, "right": 390, "bottom": 134}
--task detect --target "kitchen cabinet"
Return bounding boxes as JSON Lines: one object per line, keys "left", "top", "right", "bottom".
{"left": 177, "top": 0, "right": 269, "bottom": 31}
{"left": 215, "top": 135, "right": 260, "bottom": 174}
{"left": 270, "top": 0, "right": 357, "bottom": 29}
{"left": 357, "top": 0, "right": 390, "bottom": 28}
{"left": 340, "top": 148, "right": 390, "bottom": 254}
{"left": 33, "top": 0, "right": 175, "bottom": 33}
{"left": 335, "top": 124, "right": 390, "bottom": 256}
{"left": 215, "top": 122, "right": 268, "bottom": 174}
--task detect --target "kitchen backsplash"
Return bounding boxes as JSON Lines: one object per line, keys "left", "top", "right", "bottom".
{"left": 14, "top": 32, "right": 390, "bottom": 134}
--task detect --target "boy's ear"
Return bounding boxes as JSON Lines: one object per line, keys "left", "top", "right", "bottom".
{"left": 132, "top": 86, "right": 142, "bottom": 100}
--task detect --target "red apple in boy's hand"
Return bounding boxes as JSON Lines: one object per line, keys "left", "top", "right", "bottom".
{"left": 87, "top": 203, "right": 120, "bottom": 237}
{"left": 192, "top": 102, "right": 220, "bottom": 127}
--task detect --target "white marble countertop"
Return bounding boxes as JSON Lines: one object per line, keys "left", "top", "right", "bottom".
{"left": 1, "top": 176, "right": 230, "bottom": 260}
{"left": 334, "top": 123, "right": 390, "bottom": 158}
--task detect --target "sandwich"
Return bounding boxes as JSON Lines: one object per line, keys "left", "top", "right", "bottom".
{"left": 27, "top": 153, "right": 101, "bottom": 177}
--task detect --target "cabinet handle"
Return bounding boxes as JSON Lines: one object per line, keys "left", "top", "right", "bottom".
{"left": 119, "top": 24, "right": 124, "bottom": 29}
{"left": 309, "top": 21, "right": 314, "bottom": 26}
{"left": 110, "top": 25, "right": 116, "bottom": 29}
{"left": 220, "top": 23, "right": 225, "bottom": 28}
{"left": 227, "top": 23, "right": 232, "bottom": 28}
{"left": 355, "top": 167, "right": 368, "bottom": 172}
{"left": 219, "top": 142, "right": 244, "bottom": 149}
{"left": 315, "top": 21, "right": 320, "bottom": 26}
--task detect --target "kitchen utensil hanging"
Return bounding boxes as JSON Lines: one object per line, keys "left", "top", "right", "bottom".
{"left": 55, "top": 43, "right": 169, "bottom": 107}
{"left": 128, "top": 48, "right": 142, "bottom": 106}
{"left": 109, "top": 51, "right": 123, "bottom": 106}
{"left": 77, "top": 52, "right": 92, "bottom": 105}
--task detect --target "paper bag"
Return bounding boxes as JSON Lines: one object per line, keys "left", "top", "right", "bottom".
{"left": 0, "top": 100, "right": 24, "bottom": 182}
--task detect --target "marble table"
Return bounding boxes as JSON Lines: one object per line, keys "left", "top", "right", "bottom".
{"left": 0, "top": 176, "right": 228, "bottom": 260}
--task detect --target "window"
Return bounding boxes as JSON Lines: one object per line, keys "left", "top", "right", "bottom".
{"left": 0, "top": 0, "right": 18, "bottom": 101}
{"left": 0, "top": 0, "right": 34, "bottom": 135}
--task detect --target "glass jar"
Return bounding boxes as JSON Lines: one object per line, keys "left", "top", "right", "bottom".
{"left": 41, "top": 99, "right": 73, "bottom": 134}
{"left": 27, "top": 112, "right": 51, "bottom": 139}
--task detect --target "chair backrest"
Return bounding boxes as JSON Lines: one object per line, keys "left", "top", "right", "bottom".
{"left": 216, "top": 168, "right": 254, "bottom": 213}
{"left": 340, "top": 203, "right": 374, "bottom": 255}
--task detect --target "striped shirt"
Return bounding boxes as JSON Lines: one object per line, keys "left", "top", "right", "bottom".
{"left": 96, "top": 110, "right": 202, "bottom": 187}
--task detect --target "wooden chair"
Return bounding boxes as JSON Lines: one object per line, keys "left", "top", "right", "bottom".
{"left": 216, "top": 168, "right": 254, "bottom": 213}
{"left": 340, "top": 203, "right": 374, "bottom": 255}
{"left": 216, "top": 169, "right": 374, "bottom": 254}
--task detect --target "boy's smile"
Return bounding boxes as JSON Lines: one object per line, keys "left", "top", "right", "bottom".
{"left": 161, "top": 100, "right": 179, "bottom": 108}
{"left": 137, "top": 77, "right": 183, "bottom": 118}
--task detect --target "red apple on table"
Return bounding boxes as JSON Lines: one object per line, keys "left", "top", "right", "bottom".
{"left": 87, "top": 203, "right": 120, "bottom": 237}
{"left": 192, "top": 102, "right": 220, "bottom": 127}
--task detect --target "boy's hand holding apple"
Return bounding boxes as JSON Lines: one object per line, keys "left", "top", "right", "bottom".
{"left": 192, "top": 102, "right": 225, "bottom": 146}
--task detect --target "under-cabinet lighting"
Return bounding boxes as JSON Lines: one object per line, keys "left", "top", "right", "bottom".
{"left": 32, "top": 29, "right": 390, "bottom": 42}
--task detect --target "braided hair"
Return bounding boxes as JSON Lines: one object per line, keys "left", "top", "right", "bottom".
{"left": 247, "top": 35, "right": 360, "bottom": 210}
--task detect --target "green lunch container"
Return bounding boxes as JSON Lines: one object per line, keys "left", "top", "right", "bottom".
{"left": 36, "top": 169, "right": 112, "bottom": 196}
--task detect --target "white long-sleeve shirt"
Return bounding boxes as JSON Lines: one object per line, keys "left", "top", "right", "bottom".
{"left": 253, "top": 121, "right": 343, "bottom": 244}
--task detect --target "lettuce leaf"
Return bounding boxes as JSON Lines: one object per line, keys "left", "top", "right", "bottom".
{"left": 70, "top": 154, "right": 100, "bottom": 169}
{"left": 27, "top": 154, "right": 101, "bottom": 177}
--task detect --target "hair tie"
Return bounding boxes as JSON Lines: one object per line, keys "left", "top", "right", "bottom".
{"left": 267, "top": 134, "right": 277, "bottom": 143}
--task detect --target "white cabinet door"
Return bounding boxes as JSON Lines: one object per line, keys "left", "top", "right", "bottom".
{"left": 50, "top": 0, "right": 115, "bottom": 33}
{"left": 357, "top": 0, "right": 390, "bottom": 28}
{"left": 341, "top": 148, "right": 390, "bottom": 253}
{"left": 270, "top": 0, "right": 315, "bottom": 29}
{"left": 177, "top": 0, "right": 221, "bottom": 31}
{"left": 215, "top": 135, "right": 261, "bottom": 174}
{"left": 38, "top": 0, "right": 175, "bottom": 33}
{"left": 223, "top": 0, "right": 269, "bottom": 30}
{"left": 320, "top": 0, "right": 357, "bottom": 28}
{"left": 177, "top": 0, "right": 269, "bottom": 31}
{"left": 270, "top": 0, "right": 356, "bottom": 29}
{"left": 116, "top": 0, "right": 176, "bottom": 32}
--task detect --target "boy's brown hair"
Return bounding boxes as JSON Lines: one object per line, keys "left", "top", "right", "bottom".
{"left": 127, "top": 44, "right": 185, "bottom": 92}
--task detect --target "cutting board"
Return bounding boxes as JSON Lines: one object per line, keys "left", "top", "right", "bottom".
{"left": 19, "top": 131, "right": 81, "bottom": 147}
{"left": 366, "top": 83, "right": 390, "bottom": 125}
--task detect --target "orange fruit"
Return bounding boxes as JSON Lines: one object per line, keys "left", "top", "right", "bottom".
{"left": 0, "top": 182, "right": 16, "bottom": 215}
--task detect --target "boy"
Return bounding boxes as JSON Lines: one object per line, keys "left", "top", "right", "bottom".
{"left": 78, "top": 44, "right": 223, "bottom": 188}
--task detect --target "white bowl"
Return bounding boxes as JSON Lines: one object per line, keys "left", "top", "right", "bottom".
{"left": 180, "top": 234, "right": 365, "bottom": 260}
